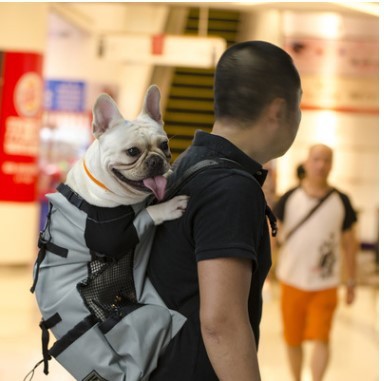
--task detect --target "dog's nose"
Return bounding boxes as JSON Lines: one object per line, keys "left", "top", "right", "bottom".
{"left": 147, "top": 155, "right": 164, "bottom": 173}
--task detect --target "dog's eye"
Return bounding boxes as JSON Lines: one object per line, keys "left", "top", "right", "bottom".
{"left": 160, "top": 141, "right": 169, "bottom": 151}
{"left": 126, "top": 147, "right": 141, "bottom": 157}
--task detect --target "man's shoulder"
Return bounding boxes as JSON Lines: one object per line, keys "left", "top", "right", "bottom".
{"left": 172, "top": 154, "right": 260, "bottom": 190}
{"left": 277, "top": 186, "right": 300, "bottom": 203}
{"left": 331, "top": 187, "right": 358, "bottom": 225}
{"left": 330, "top": 187, "right": 356, "bottom": 211}
{"left": 273, "top": 186, "right": 300, "bottom": 220}
{"left": 332, "top": 187, "right": 352, "bottom": 201}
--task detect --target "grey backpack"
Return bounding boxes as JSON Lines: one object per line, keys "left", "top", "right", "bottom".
{"left": 27, "top": 159, "right": 276, "bottom": 381}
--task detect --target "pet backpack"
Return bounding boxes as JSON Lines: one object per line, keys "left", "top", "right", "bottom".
{"left": 28, "top": 158, "right": 277, "bottom": 381}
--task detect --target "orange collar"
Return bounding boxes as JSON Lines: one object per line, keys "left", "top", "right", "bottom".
{"left": 83, "top": 160, "right": 110, "bottom": 192}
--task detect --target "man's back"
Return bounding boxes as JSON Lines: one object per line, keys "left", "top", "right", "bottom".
{"left": 148, "top": 131, "right": 272, "bottom": 380}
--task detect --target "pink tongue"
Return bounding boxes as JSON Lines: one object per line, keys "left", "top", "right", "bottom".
{"left": 143, "top": 176, "right": 167, "bottom": 200}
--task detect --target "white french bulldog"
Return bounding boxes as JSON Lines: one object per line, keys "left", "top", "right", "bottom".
{"left": 65, "top": 84, "right": 188, "bottom": 224}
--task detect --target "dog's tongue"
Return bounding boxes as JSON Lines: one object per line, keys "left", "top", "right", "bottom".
{"left": 143, "top": 176, "right": 167, "bottom": 201}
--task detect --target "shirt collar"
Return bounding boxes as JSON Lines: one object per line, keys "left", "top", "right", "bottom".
{"left": 192, "top": 130, "right": 268, "bottom": 186}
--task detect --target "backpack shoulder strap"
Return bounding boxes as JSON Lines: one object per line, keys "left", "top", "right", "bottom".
{"left": 165, "top": 158, "right": 251, "bottom": 200}
{"left": 165, "top": 159, "right": 218, "bottom": 200}
{"left": 164, "top": 158, "right": 277, "bottom": 237}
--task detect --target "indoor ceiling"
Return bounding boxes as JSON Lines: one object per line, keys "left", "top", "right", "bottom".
{"left": 49, "top": 2, "right": 379, "bottom": 39}
{"left": 164, "top": 2, "right": 379, "bottom": 17}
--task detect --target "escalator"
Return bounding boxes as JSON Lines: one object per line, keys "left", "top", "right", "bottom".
{"left": 163, "top": 8, "right": 241, "bottom": 161}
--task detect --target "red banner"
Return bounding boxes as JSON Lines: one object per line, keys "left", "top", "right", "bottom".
{"left": 0, "top": 51, "right": 43, "bottom": 202}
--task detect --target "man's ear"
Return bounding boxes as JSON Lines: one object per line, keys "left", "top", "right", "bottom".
{"left": 92, "top": 94, "right": 124, "bottom": 138}
{"left": 139, "top": 85, "right": 162, "bottom": 124}
{"left": 266, "top": 98, "right": 288, "bottom": 125}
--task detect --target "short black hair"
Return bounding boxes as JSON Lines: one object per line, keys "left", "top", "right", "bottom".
{"left": 214, "top": 41, "right": 301, "bottom": 126}
{"left": 296, "top": 163, "right": 306, "bottom": 180}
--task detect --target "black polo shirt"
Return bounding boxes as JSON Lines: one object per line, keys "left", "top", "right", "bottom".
{"left": 148, "top": 131, "right": 272, "bottom": 381}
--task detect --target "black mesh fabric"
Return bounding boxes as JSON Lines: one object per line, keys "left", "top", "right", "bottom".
{"left": 78, "top": 251, "right": 137, "bottom": 322}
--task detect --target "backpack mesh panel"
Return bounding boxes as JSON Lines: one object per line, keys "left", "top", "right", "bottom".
{"left": 78, "top": 251, "right": 137, "bottom": 322}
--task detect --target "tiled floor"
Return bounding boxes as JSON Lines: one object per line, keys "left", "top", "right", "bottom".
{"left": 0, "top": 253, "right": 379, "bottom": 381}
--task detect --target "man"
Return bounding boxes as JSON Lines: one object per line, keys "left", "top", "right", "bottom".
{"left": 274, "top": 144, "right": 359, "bottom": 381}
{"left": 148, "top": 40, "right": 302, "bottom": 381}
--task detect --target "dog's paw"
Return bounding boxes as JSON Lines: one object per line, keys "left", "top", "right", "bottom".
{"left": 146, "top": 195, "right": 189, "bottom": 225}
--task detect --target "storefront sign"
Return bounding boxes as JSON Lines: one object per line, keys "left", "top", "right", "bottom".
{"left": 45, "top": 79, "right": 86, "bottom": 112}
{"left": 284, "top": 37, "right": 378, "bottom": 77}
{"left": 284, "top": 37, "right": 379, "bottom": 113}
{"left": 0, "top": 51, "right": 43, "bottom": 202}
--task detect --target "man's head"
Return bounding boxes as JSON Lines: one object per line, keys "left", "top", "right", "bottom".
{"left": 304, "top": 144, "right": 333, "bottom": 184}
{"left": 213, "top": 41, "right": 302, "bottom": 162}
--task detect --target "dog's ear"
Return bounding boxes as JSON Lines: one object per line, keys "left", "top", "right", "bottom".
{"left": 92, "top": 94, "right": 123, "bottom": 138}
{"left": 140, "top": 85, "right": 162, "bottom": 123}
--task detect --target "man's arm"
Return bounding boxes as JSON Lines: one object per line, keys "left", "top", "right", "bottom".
{"left": 198, "top": 257, "right": 261, "bottom": 381}
{"left": 341, "top": 225, "right": 359, "bottom": 305}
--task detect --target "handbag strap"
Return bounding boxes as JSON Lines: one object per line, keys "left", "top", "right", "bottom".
{"left": 284, "top": 188, "right": 335, "bottom": 242}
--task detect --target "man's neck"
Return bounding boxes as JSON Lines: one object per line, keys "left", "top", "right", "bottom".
{"left": 302, "top": 178, "right": 331, "bottom": 198}
{"left": 211, "top": 123, "right": 268, "bottom": 164}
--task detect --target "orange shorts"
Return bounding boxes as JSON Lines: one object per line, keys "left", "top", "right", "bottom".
{"left": 280, "top": 282, "right": 338, "bottom": 345}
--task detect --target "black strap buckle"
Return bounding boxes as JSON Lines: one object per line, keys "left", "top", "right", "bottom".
{"left": 57, "top": 183, "right": 92, "bottom": 213}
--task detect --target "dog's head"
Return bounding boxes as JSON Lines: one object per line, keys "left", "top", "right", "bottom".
{"left": 92, "top": 85, "right": 171, "bottom": 202}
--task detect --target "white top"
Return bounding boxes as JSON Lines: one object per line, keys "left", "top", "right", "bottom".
{"left": 275, "top": 187, "right": 356, "bottom": 291}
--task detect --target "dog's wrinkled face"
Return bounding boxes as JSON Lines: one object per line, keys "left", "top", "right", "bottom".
{"left": 92, "top": 85, "right": 171, "bottom": 201}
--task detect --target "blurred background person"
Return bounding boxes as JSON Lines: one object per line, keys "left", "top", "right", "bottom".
{"left": 273, "top": 144, "right": 359, "bottom": 381}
